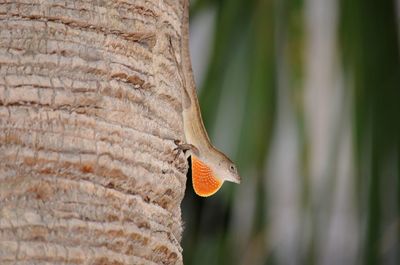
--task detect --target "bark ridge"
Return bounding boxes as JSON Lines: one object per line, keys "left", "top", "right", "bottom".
{"left": 0, "top": 0, "right": 187, "bottom": 264}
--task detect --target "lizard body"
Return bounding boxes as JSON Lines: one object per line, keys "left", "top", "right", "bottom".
{"left": 176, "top": 0, "right": 240, "bottom": 197}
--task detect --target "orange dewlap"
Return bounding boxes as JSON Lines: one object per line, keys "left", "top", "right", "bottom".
{"left": 191, "top": 156, "right": 222, "bottom": 197}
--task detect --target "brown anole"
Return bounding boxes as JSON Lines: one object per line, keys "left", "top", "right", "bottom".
{"left": 173, "top": 0, "right": 241, "bottom": 197}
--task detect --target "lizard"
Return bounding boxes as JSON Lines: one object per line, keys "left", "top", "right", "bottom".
{"left": 171, "top": 0, "right": 241, "bottom": 197}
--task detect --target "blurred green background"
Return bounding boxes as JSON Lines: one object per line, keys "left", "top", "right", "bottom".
{"left": 181, "top": 0, "right": 400, "bottom": 264}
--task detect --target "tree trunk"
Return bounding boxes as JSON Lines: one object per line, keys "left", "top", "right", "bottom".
{"left": 0, "top": 0, "right": 187, "bottom": 264}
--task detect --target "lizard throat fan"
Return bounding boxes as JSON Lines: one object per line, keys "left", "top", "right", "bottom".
{"left": 191, "top": 156, "right": 223, "bottom": 197}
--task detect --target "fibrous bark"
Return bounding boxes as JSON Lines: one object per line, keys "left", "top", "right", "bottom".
{"left": 0, "top": 0, "right": 187, "bottom": 264}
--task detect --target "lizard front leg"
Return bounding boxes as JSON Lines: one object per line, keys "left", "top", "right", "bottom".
{"left": 173, "top": 139, "right": 199, "bottom": 158}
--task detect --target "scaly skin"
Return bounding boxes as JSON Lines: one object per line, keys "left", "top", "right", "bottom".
{"left": 174, "top": 0, "right": 240, "bottom": 196}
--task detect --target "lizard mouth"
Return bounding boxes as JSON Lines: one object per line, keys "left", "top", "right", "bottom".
{"left": 229, "top": 175, "right": 241, "bottom": 184}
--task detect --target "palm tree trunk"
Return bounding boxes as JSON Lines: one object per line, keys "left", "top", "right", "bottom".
{"left": 0, "top": 1, "right": 186, "bottom": 264}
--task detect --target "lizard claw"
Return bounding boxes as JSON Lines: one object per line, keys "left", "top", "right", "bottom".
{"left": 173, "top": 140, "right": 199, "bottom": 156}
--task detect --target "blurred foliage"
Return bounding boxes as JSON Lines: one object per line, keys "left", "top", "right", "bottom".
{"left": 182, "top": 0, "right": 400, "bottom": 264}
{"left": 340, "top": 0, "right": 400, "bottom": 264}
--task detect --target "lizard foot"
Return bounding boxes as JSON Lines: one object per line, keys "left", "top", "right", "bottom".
{"left": 173, "top": 140, "right": 199, "bottom": 156}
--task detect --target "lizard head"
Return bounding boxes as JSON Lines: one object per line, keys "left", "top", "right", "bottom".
{"left": 190, "top": 153, "right": 240, "bottom": 197}
{"left": 214, "top": 154, "right": 241, "bottom": 184}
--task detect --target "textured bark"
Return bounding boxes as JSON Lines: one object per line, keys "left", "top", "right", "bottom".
{"left": 0, "top": 0, "right": 187, "bottom": 264}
